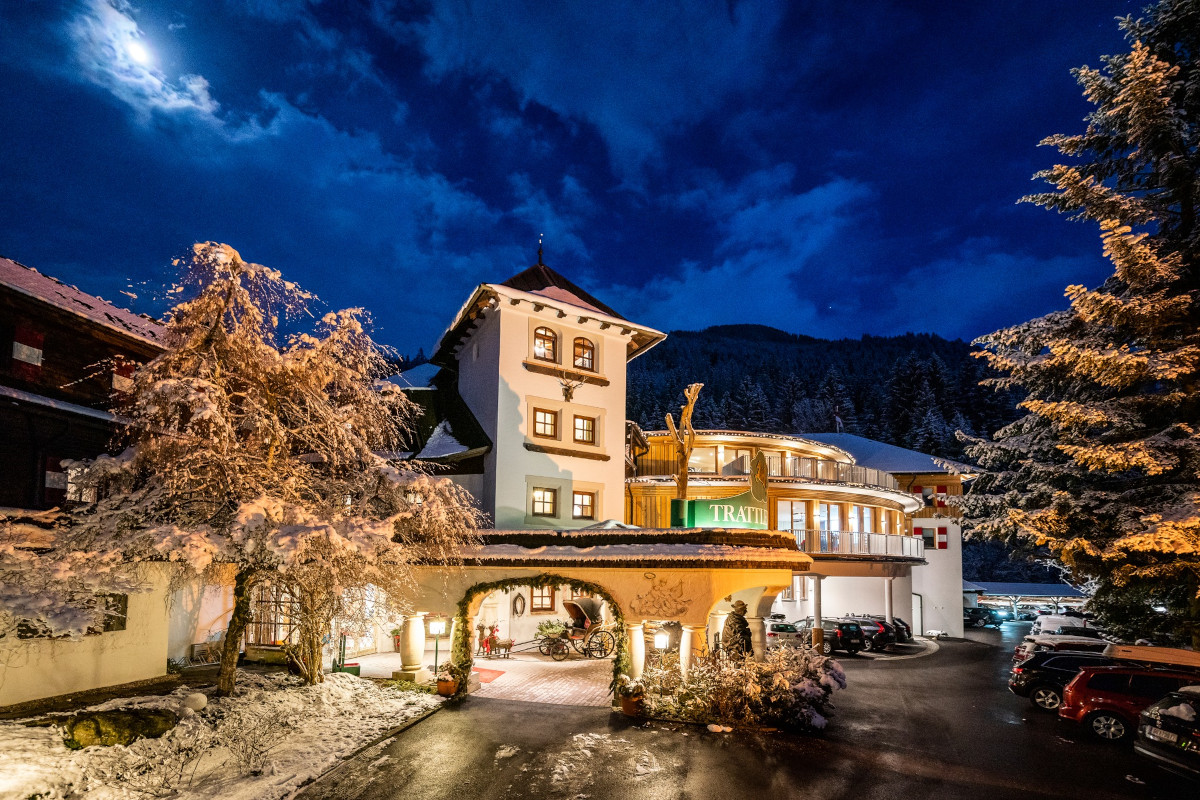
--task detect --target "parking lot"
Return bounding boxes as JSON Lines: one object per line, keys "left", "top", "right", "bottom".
{"left": 303, "top": 621, "right": 1194, "bottom": 800}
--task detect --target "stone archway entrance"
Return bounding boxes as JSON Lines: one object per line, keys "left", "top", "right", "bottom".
{"left": 450, "top": 574, "right": 626, "bottom": 707}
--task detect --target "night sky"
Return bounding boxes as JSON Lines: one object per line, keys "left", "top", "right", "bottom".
{"left": 0, "top": 1, "right": 1136, "bottom": 355}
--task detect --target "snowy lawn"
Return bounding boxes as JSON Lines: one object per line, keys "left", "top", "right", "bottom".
{"left": 0, "top": 672, "right": 441, "bottom": 800}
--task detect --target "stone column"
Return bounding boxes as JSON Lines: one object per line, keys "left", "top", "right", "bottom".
{"left": 625, "top": 622, "right": 645, "bottom": 680}
{"left": 883, "top": 577, "right": 895, "bottom": 623}
{"left": 392, "top": 612, "right": 430, "bottom": 683}
{"left": 679, "top": 625, "right": 703, "bottom": 678}
{"left": 810, "top": 575, "right": 824, "bottom": 650}
{"left": 747, "top": 616, "right": 767, "bottom": 661}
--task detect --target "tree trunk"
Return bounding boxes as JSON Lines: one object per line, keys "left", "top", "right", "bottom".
{"left": 216, "top": 569, "right": 255, "bottom": 697}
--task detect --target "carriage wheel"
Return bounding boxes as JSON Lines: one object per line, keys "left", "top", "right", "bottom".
{"left": 588, "top": 631, "right": 616, "bottom": 658}
{"left": 551, "top": 639, "right": 569, "bottom": 661}
{"left": 538, "top": 637, "right": 553, "bottom": 656}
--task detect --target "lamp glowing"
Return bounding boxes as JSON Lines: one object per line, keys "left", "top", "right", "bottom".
{"left": 653, "top": 631, "right": 669, "bottom": 650}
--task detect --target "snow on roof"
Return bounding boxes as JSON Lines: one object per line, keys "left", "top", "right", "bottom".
{"left": 971, "top": 582, "right": 1088, "bottom": 598}
{"left": 415, "top": 420, "right": 468, "bottom": 459}
{"left": 963, "top": 580, "right": 987, "bottom": 593}
{"left": 460, "top": 542, "right": 812, "bottom": 569}
{"left": 0, "top": 384, "right": 124, "bottom": 424}
{"left": 500, "top": 262, "right": 624, "bottom": 319}
{"left": 0, "top": 256, "right": 164, "bottom": 347}
{"left": 390, "top": 362, "right": 440, "bottom": 390}
{"left": 799, "top": 433, "right": 973, "bottom": 474}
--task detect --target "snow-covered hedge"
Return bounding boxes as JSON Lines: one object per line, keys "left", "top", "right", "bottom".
{"left": 640, "top": 647, "right": 846, "bottom": 731}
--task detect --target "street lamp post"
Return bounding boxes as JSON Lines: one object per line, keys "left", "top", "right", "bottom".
{"left": 429, "top": 618, "right": 447, "bottom": 676}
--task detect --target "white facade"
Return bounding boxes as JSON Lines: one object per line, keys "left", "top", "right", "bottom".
{"left": 910, "top": 519, "right": 965, "bottom": 637}
{"left": 438, "top": 276, "right": 663, "bottom": 528}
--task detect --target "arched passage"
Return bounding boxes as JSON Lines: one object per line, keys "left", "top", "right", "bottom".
{"left": 449, "top": 573, "right": 629, "bottom": 699}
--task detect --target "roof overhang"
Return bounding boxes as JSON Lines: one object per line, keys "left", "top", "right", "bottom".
{"left": 432, "top": 283, "right": 666, "bottom": 368}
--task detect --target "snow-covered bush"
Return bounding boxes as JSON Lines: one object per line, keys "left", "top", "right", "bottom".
{"left": 641, "top": 648, "right": 846, "bottom": 731}
{"left": 217, "top": 707, "right": 288, "bottom": 776}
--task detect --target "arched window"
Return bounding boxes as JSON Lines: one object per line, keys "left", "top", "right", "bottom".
{"left": 533, "top": 327, "right": 557, "bottom": 362}
{"left": 573, "top": 337, "right": 595, "bottom": 371}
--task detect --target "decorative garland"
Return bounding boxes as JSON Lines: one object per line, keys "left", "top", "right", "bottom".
{"left": 451, "top": 572, "right": 630, "bottom": 699}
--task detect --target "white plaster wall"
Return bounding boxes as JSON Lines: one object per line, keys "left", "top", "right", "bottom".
{"left": 167, "top": 576, "right": 233, "bottom": 661}
{"left": 455, "top": 309, "right": 503, "bottom": 522}
{"left": 0, "top": 565, "right": 171, "bottom": 707}
{"left": 770, "top": 572, "right": 913, "bottom": 625}
{"left": 484, "top": 302, "right": 631, "bottom": 528}
{"left": 474, "top": 586, "right": 610, "bottom": 646}
{"left": 911, "top": 519, "right": 965, "bottom": 637}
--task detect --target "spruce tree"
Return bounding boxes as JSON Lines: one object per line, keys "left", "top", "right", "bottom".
{"left": 964, "top": 0, "right": 1200, "bottom": 646}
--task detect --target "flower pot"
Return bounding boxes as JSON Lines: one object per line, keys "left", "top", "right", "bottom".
{"left": 436, "top": 679, "right": 458, "bottom": 697}
{"left": 619, "top": 696, "right": 644, "bottom": 716}
{"left": 334, "top": 663, "right": 361, "bottom": 676}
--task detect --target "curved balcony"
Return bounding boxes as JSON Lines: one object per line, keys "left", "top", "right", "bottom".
{"left": 790, "top": 529, "right": 924, "bottom": 560}
{"left": 716, "top": 456, "right": 898, "bottom": 492}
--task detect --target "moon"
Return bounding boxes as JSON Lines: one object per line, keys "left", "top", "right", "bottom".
{"left": 126, "top": 40, "right": 152, "bottom": 66}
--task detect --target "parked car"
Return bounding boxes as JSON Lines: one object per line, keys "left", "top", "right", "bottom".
{"left": 1015, "top": 609, "right": 1039, "bottom": 621}
{"left": 1013, "top": 634, "right": 1112, "bottom": 663}
{"left": 855, "top": 618, "right": 897, "bottom": 652}
{"left": 1059, "top": 665, "right": 1200, "bottom": 742}
{"left": 1008, "top": 651, "right": 1121, "bottom": 711}
{"left": 1050, "top": 626, "right": 1105, "bottom": 639}
{"left": 1030, "top": 614, "right": 1094, "bottom": 636}
{"left": 764, "top": 621, "right": 805, "bottom": 649}
{"left": 964, "top": 607, "right": 1001, "bottom": 628}
{"left": 891, "top": 617, "right": 913, "bottom": 642}
{"left": 1135, "top": 686, "right": 1200, "bottom": 780}
{"left": 794, "top": 618, "right": 865, "bottom": 655}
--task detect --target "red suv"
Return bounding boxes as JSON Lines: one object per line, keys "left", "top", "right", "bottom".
{"left": 1059, "top": 665, "right": 1200, "bottom": 742}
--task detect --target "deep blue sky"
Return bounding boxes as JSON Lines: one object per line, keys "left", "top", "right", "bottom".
{"left": 0, "top": 1, "right": 1136, "bottom": 355}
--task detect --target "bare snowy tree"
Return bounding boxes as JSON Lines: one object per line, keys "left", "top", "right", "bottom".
{"left": 65, "top": 243, "right": 482, "bottom": 693}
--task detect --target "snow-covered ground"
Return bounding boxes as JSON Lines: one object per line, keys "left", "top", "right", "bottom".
{"left": 0, "top": 672, "right": 441, "bottom": 800}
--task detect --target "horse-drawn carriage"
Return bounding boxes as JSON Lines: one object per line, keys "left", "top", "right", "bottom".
{"left": 538, "top": 597, "right": 617, "bottom": 661}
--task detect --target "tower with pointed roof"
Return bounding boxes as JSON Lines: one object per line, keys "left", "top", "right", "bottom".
{"left": 432, "top": 254, "right": 664, "bottom": 528}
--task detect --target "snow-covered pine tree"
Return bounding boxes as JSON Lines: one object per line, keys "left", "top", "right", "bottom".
{"left": 67, "top": 243, "right": 483, "bottom": 692}
{"left": 963, "top": 0, "right": 1200, "bottom": 646}
{"left": 818, "top": 366, "right": 858, "bottom": 433}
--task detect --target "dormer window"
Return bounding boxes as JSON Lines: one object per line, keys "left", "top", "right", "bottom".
{"left": 573, "top": 337, "right": 595, "bottom": 371}
{"left": 533, "top": 327, "right": 557, "bottom": 363}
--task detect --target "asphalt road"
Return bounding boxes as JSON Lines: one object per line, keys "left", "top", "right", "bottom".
{"left": 300, "top": 624, "right": 1194, "bottom": 800}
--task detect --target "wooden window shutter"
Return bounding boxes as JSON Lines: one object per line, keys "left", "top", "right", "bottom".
{"left": 12, "top": 324, "right": 44, "bottom": 380}
{"left": 937, "top": 527, "right": 948, "bottom": 550}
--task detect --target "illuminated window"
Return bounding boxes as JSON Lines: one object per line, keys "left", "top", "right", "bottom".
{"left": 532, "top": 487, "right": 557, "bottom": 516}
{"left": 533, "top": 408, "right": 558, "bottom": 438}
{"left": 777, "top": 499, "right": 807, "bottom": 531}
{"left": 573, "top": 337, "right": 595, "bottom": 371}
{"left": 572, "top": 491, "right": 595, "bottom": 519}
{"left": 531, "top": 585, "right": 555, "bottom": 612}
{"left": 849, "top": 505, "right": 861, "bottom": 532}
{"left": 573, "top": 415, "right": 596, "bottom": 444}
{"left": 688, "top": 446, "right": 717, "bottom": 473}
{"left": 533, "top": 327, "right": 557, "bottom": 362}
{"left": 862, "top": 506, "right": 874, "bottom": 532}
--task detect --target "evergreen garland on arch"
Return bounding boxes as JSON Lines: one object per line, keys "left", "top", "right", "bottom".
{"left": 450, "top": 572, "right": 630, "bottom": 698}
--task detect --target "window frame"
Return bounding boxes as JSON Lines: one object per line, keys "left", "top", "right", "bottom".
{"left": 531, "top": 487, "right": 558, "bottom": 517}
{"left": 530, "top": 585, "right": 555, "bottom": 613}
{"left": 533, "top": 407, "right": 559, "bottom": 439}
{"left": 533, "top": 327, "right": 558, "bottom": 363}
{"left": 572, "top": 490, "right": 596, "bottom": 520}
{"left": 572, "top": 337, "right": 595, "bottom": 371}
{"left": 572, "top": 414, "right": 597, "bottom": 445}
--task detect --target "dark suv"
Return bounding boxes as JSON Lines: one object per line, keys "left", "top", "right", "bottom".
{"left": 964, "top": 607, "right": 1001, "bottom": 628}
{"left": 1009, "top": 651, "right": 1121, "bottom": 711}
{"left": 854, "top": 618, "right": 897, "bottom": 652}
{"left": 795, "top": 618, "right": 865, "bottom": 655}
{"left": 1136, "top": 686, "right": 1200, "bottom": 779}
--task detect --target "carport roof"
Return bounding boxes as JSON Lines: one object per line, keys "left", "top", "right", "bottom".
{"left": 970, "top": 581, "right": 1087, "bottom": 598}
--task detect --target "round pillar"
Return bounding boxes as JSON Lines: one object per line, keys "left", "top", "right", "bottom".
{"left": 679, "top": 625, "right": 703, "bottom": 678}
{"left": 400, "top": 612, "right": 428, "bottom": 671}
{"left": 625, "top": 622, "right": 645, "bottom": 679}
{"left": 810, "top": 575, "right": 825, "bottom": 650}
{"left": 747, "top": 616, "right": 766, "bottom": 661}
{"left": 883, "top": 576, "right": 895, "bottom": 623}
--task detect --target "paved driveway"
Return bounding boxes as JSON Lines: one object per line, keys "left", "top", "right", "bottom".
{"left": 301, "top": 625, "right": 1193, "bottom": 800}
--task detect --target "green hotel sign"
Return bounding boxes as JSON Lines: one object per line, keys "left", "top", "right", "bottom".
{"left": 671, "top": 451, "right": 769, "bottom": 529}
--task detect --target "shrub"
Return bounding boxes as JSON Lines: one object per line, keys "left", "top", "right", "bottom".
{"left": 640, "top": 647, "right": 845, "bottom": 731}
{"left": 536, "top": 619, "right": 566, "bottom": 638}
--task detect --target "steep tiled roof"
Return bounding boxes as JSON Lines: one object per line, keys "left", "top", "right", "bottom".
{"left": 0, "top": 256, "right": 164, "bottom": 347}
{"left": 500, "top": 263, "right": 624, "bottom": 319}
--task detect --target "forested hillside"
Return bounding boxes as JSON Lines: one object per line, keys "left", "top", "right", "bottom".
{"left": 627, "top": 325, "right": 1020, "bottom": 460}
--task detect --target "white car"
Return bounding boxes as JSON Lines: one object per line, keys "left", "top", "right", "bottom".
{"left": 1013, "top": 633, "right": 1110, "bottom": 662}
{"left": 1029, "top": 614, "right": 1092, "bottom": 636}
{"left": 765, "top": 621, "right": 806, "bottom": 648}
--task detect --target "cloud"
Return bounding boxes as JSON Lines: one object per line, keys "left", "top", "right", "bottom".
{"left": 66, "top": 0, "right": 221, "bottom": 123}
{"left": 602, "top": 169, "right": 875, "bottom": 331}
{"left": 403, "top": 0, "right": 787, "bottom": 183}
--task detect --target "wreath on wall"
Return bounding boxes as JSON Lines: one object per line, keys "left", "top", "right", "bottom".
{"left": 512, "top": 592, "right": 526, "bottom": 617}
